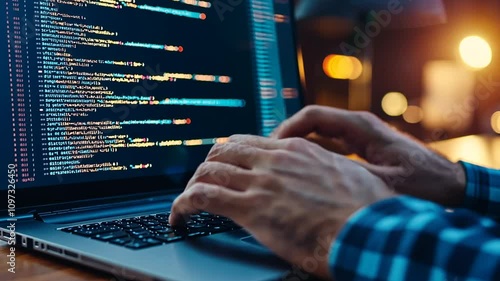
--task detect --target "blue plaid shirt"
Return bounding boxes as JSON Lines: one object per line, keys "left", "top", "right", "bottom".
{"left": 329, "top": 162, "right": 500, "bottom": 281}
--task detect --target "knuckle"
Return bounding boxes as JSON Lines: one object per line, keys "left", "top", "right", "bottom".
{"left": 193, "top": 163, "right": 231, "bottom": 186}
{"left": 356, "top": 111, "right": 380, "bottom": 124}
{"left": 302, "top": 105, "right": 322, "bottom": 118}
{"left": 188, "top": 184, "right": 204, "bottom": 198}
{"left": 228, "top": 134, "right": 244, "bottom": 143}
{"left": 194, "top": 162, "right": 212, "bottom": 179}
{"left": 206, "top": 143, "right": 227, "bottom": 160}
{"left": 256, "top": 172, "right": 283, "bottom": 192}
{"left": 269, "top": 150, "right": 291, "bottom": 167}
{"left": 244, "top": 144, "right": 259, "bottom": 161}
{"left": 254, "top": 171, "right": 273, "bottom": 186}
{"left": 245, "top": 190, "right": 272, "bottom": 207}
{"left": 283, "top": 137, "right": 308, "bottom": 151}
{"left": 187, "top": 184, "right": 209, "bottom": 206}
{"left": 210, "top": 168, "right": 231, "bottom": 186}
{"left": 171, "top": 197, "right": 188, "bottom": 214}
{"left": 171, "top": 198, "right": 181, "bottom": 211}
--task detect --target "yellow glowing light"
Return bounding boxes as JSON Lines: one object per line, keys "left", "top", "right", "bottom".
{"left": 381, "top": 92, "right": 408, "bottom": 117}
{"left": 403, "top": 105, "right": 424, "bottom": 124}
{"left": 323, "top": 55, "right": 363, "bottom": 80}
{"left": 459, "top": 36, "right": 492, "bottom": 69}
{"left": 492, "top": 111, "right": 500, "bottom": 134}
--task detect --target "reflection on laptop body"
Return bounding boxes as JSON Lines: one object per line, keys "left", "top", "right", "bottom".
{"left": 0, "top": 0, "right": 304, "bottom": 280}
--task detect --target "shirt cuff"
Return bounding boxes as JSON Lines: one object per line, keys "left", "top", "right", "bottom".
{"left": 460, "top": 161, "right": 500, "bottom": 217}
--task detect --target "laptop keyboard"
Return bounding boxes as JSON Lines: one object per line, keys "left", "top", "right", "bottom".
{"left": 60, "top": 212, "right": 241, "bottom": 250}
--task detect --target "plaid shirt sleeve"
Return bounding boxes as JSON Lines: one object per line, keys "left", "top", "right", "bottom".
{"left": 460, "top": 161, "right": 500, "bottom": 218}
{"left": 329, "top": 195, "right": 500, "bottom": 281}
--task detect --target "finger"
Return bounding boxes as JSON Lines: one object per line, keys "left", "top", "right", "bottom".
{"left": 229, "top": 134, "right": 326, "bottom": 156}
{"left": 228, "top": 134, "right": 284, "bottom": 150}
{"left": 271, "top": 106, "right": 388, "bottom": 149}
{"left": 206, "top": 142, "right": 270, "bottom": 169}
{"left": 169, "top": 183, "right": 247, "bottom": 225}
{"left": 185, "top": 162, "right": 260, "bottom": 192}
{"left": 271, "top": 106, "right": 355, "bottom": 139}
{"left": 305, "top": 133, "right": 352, "bottom": 155}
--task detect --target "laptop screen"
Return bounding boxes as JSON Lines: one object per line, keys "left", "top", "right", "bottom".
{"left": 0, "top": 0, "right": 302, "bottom": 193}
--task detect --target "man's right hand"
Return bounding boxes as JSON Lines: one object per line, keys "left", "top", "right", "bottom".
{"left": 272, "top": 105, "right": 466, "bottom": 206}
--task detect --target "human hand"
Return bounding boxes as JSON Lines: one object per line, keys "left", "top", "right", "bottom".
{"left": 272, "top": 105, "right": 466, "bottom": 206}
{"left": 169, "top": 135, "right": 394, "bottom": 280}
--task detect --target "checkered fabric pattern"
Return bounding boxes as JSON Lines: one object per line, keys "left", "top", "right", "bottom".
{"left": 329, "top": 162, "right": 500, "bottom": 281}
{"left": 461, "top": 162, "right": 500, "bottom": 219}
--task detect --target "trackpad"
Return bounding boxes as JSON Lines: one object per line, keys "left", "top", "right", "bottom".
{"left": 241, "top": 236, "right": 268, "bottom": 250}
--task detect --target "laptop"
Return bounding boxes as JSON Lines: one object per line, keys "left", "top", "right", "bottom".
{"left": 0, "top": 0, "right": 306, "bottom": 280}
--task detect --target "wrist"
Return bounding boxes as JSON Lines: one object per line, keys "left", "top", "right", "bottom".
{"left": 447, "top": 161, "right": 466, "bottom": 206}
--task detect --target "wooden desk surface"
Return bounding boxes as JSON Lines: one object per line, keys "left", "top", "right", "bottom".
{"left": 1, "top": 135, "right": 499, "bottom": 280}
{"left": 0, "top": 242, "right": 111, "bottom": 281}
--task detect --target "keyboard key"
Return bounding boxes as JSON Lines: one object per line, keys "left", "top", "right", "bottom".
{"left": 187, "top": 232, "right": 207, "bottom": 238}
{"left": 210, "top": 226, "right": 227, "bottom": 233}
{"left": 148, "top": 225, "right": 165, "bottom": 231}
{"left": 142, "top": 221, "right": 160, "bottom": 227}
{"left": 110, "top": 237, "right": 133, "bottom": 246}
{"left": 61, "top": 226, "right": 80, "bottom": 233}
{"left": 72, "top": 229, "right": 97, "bottom": 237}
{"left": 132, "top": 234, "right": 154, "bottom": 240}
{"left": 155, "top": 213, "right": 170, "bottom": 218}
{"left": 129, "top": 229, "right": 150, "bottom": 236}
{"left": 93, "top": 231, "right": 128, "bottom": 241}
{"left": 117, "top": 222, "right": 142, "bottom": 229}
{"left": 208, "top": 220, "right": 224, "bottom": 226}
{"left": 187, "top": 222, "right": 207, "bottom": 229}
{"left": 143, "top": 238, "right": 162, "bottom": 245}
{"left": 60, "top": 211, "right": 238, "bottom": 249}
{"left": 214, "top": 216, "right": 225, "bottom": 220}
{"left": 156, "top": 219, "right": 171, "bottom": 225}
{"left": 124, "top": 239, "right": 153, "bottom": 249}
{"left": 173, "top": 227, "right": 189, "bottom": 236}
{"left": 156, "top": 228, "right": 174, "bottom": 235}
{"left": 194, "top": 217, "right": 213, "bottom": 223}
{"left": 155, "top": 234, "right": 184, "bottom": 243}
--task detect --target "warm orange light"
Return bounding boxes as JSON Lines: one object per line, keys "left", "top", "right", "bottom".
{"left": 459, "top": 36, "right": 492, "bottom": 69}
{"left": 422, "top": 61, "right": 475, "bottom": 131}
{"left": 492, "top": 111, "right": 500, "bottom": 134}
{"left": 403, "top": 105, "right": 424, "bottom": 124}
{"left": 323, "top": 55, "right": 363, "bottom": 80}
{"left": 381, "top": 92, "right": 408, "bottom": 117}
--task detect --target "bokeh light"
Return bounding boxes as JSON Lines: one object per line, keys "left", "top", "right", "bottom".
{"left": 491, "top": 111, "right": 500, "bottom": 134}
{"left": 403, "top": 105, "right": 424, "bottom": 124}
{"left": 459, "top": 36, "right": 492, "bottom": 69}
{"left": 323, "top": 55, "right": 363, "bottom": 80}
{"left": 381, "top": 92, "right": 408, "bottom": 117}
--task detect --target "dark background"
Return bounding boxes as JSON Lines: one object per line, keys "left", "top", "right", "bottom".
{"left": 296, "top": 0, "right": 500, "bottom": 141}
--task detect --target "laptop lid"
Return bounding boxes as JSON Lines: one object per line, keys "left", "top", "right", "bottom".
{"left": 0, "top": 0, "right": 304, "bottom": 211}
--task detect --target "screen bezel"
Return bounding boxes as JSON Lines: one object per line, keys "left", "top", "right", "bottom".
{"left": 1, "top": 0, "right": 306, "bottom": 212}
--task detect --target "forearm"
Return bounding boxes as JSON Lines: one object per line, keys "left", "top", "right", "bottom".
{"left": 329, "top": 196, "right": 500, "bottom": 281}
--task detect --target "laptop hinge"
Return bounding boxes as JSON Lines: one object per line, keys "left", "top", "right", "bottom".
{"left": 35, "top": 196, "right": 173, "bottom": 225}
{"left": 0, "top": 213, "right": 35, "bottom": 222}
